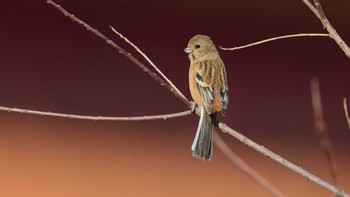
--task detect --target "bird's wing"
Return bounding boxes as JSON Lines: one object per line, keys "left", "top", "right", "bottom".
{"left": 194, "top": 59, "right": 221, "bottom": 114}
{"left": 219, "top": 62, "right": 229, "bottom": 115}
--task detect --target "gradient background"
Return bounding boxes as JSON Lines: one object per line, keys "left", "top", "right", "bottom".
{"left": 0, "top": 0, "right": 350, "bottom": 196}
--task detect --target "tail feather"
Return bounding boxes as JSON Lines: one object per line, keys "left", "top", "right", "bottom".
{"left": 191, "top": 106, "right": 213, "bottom": 161}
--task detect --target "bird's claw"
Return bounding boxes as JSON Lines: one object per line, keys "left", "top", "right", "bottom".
{"left": 190, "top": 101, "right": 197, "bottom": 114}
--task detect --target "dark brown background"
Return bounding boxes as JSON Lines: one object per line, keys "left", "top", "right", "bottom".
{"left": 0, "top": 0, "right": 349, "bottom": 196}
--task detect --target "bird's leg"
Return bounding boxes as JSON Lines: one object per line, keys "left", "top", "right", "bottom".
{"left": 190, "top": 101, "right": 197, "bottom": 114}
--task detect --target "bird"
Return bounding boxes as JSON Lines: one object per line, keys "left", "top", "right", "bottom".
{"left": 184, "top": 34, "right": 229, "bottom": 161}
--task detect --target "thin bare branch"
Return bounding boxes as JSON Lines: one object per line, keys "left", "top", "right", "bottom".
{"left": 311, "top": 78, "right": 339, "bottom": 186}
{"left": 312, "top": 0, "right": 326, "bottom": 20}
{"left": 109, "top": 26, "right": 187, "bottom": 102}
{"left": 46, "top": 0, "right": 190, "bottom": 108}
{"left": 344, "top": 98, "right": 350, "bottom": 130}
{"left": 218, "top": 122, "right": 349, "bottom": 197}
{"left": 303, "top": 0, "right": 321, "bottom": 18}
{"left": 42, "top": 1, "right": 349, "bottom": 196}
{"left": 219, "top": 33, "right": 329, "bottom": 51}
{"left": 303, "top": 0, "right": 350, "bottom": 58}
{"left": 214, "top": 130, "right": 287, "bottom": 197}
{"left": 0, "top": 106, "right": 192, "bottom": 121}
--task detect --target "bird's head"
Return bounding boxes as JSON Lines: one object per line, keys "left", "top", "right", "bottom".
{"left": 184, "top": 34, "right": 218, "bottom": 63}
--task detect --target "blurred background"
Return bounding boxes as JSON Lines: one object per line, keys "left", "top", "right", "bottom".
{"left": 0, "top": 0, "right": 349, "bottom": 196}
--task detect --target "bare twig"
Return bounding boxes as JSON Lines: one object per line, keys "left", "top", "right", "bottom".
{"left": 39, "top": 1, "right": 350, "bottom": 196}
{"left": 344, "top": 98, "right": 350, "bottom": 130}
{"left": 109, "top": 26, "right": 187, "bottom": 101}
{"left": 214, "top": 130, "right": 287, "bottom": 197}
{"left": 0, "top": 106, "right": 192, "bottom": 121}
{"left": 218, "top": 122, "right": 348, "bottom": 197}
{"left": 220, "top": 33, "right": 329, "bottom": 51}
{"left": 303, "top": 0, "right": 321, "bottom": 18}
{"left": 310, "top": 78, "right": 339, "bottom": 186}
{"left": 303, "top": 0, "right": 350, "bottom": 58}
{"left": 46, "top": 0, "right": 191, "bottom": 108}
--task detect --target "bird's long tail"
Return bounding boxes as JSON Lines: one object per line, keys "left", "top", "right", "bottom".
{"left": 191, "top": 106, "right": 213, "bottom": 161}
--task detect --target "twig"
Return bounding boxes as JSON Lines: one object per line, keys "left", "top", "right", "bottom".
{"left": 213, "top": 130, "right": 287, "bottom": 197}
{"left": 0, "top": 106, "right": 192, "bottom": 121}
{"left": 42, "top": 1, "right": 349, "bottom": 196}
{"left": 218, "top": 122, "right": 348, "bottom": 197}
{"left": 219, "top": 33, "right": 329, "bottom": 51}
{"left": 344, "top": 98, "right": 350, "bottom": 130}
{"left": 310, "top": 78, "right": 339, "bottom": 186}
{"left": 303, "top": 0, "right": 350, "bottom": 58}
{"left": 109, "top": 26, "right": 187, "bottom": 102}
{"left": 303, "top": 0, "right": 321, "bottom": 18}
{"left": 46, "top": 0, "right": 191, "bottom": 108}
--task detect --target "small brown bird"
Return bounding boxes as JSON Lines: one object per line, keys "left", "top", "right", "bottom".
{"left": 184, "top": 35, "right": 229, "bottom": 161}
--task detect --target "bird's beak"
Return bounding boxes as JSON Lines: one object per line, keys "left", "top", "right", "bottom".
{"left": 184, "top": 47, "right": 192, "bottom": 54}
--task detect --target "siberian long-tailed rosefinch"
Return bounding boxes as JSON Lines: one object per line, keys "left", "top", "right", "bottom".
{"left": 184, "top": 35, "right": 229, "bottom": 161}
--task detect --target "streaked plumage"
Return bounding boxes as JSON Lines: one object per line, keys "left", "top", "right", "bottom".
{"left": 185, "top": 35, "right": 229, "bottom": 161}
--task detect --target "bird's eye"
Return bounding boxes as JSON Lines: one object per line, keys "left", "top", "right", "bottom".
{"left": 195, "top": 44, "right": 201, "bottom": 49}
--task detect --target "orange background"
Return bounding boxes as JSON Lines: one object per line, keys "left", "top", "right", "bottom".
{"left": 0, "top": 0, "right": 349, "bottom": 196}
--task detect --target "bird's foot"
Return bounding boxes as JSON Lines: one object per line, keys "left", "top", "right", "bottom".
{"left": 190, "top": 101, "right": 197, "bottom": 114}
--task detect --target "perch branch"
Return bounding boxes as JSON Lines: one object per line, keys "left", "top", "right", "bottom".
{"left": 303, "top": 0, "right": 350, "bottom": 58}
{"left": 0, "top": 106, "right": 192, "bottom": 121}
{"left": 310, "top": 78, "right": 338, "bottom": 186}
{"left": 42, "top": 1, "right": 349, "bottom": 196}
{"left": 109, "top": 26, "right": 187, "bottom": 101}
{"left": 344, "top": 98, "right": 350, "bottom": 130}
{"left": 214, "top": 130, "right": 287, "bottom": 197}
{"left": 218, "top": 123, "right": 348, "bottom": 197}
{"left": 46, "top": 0, "right": 191, "bottom": 108}
{"left": 220, "top": 33, "right": 329, "bottom": 51}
